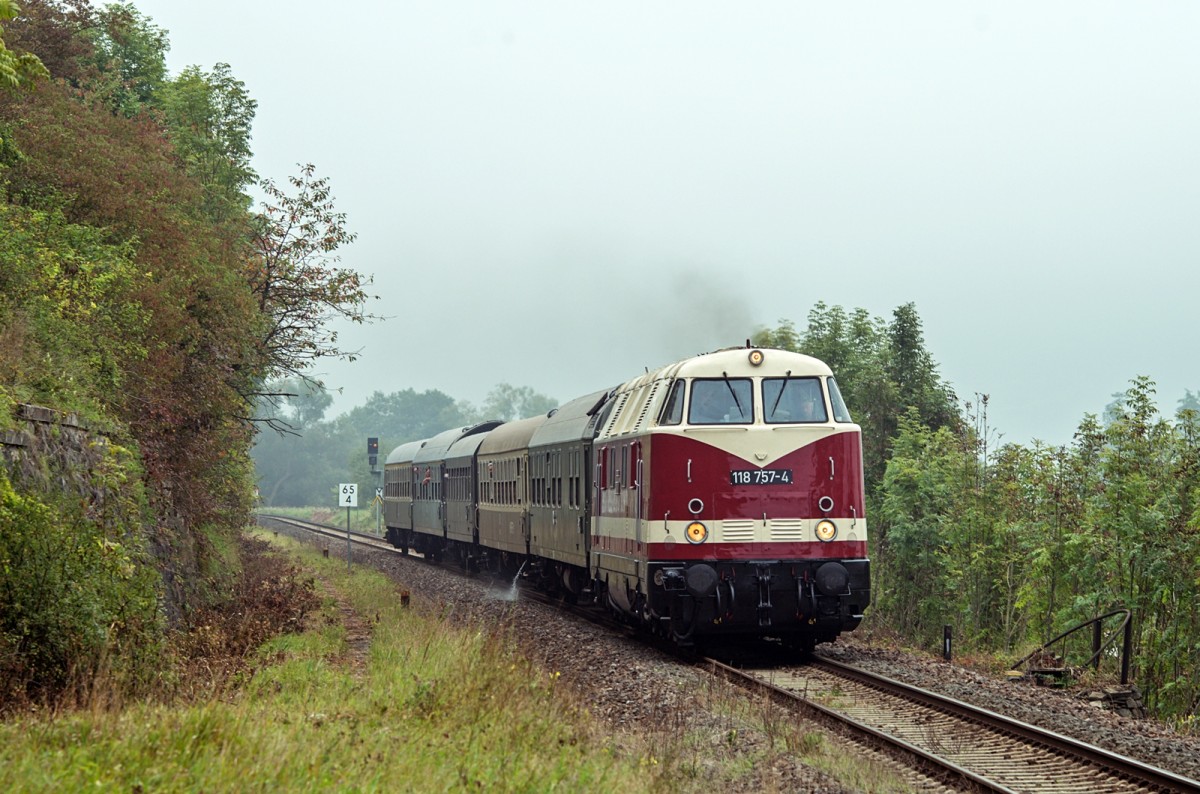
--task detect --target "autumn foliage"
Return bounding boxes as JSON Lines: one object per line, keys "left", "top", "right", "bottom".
{"left": 0, "top": 1, "right": 367, "bottom": 705}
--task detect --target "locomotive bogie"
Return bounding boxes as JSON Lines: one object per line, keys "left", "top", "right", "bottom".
{"left": 644, "top": 558, "right": 870, "bottom": 643}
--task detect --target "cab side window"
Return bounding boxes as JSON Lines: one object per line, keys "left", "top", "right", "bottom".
{"left": 659, "top": 380, "right": 685, "bottom": 426}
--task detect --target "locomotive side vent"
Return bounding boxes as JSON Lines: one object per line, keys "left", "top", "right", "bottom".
{"left": 631, "top": 381, "right": 662, "bottom": 433}
{"left": 601, "top": 392, "right": 631, "bottom": 437}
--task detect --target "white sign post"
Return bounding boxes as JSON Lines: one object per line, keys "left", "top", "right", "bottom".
{"left": 375, "top": 486, "right": 384, "bottom": 536}
{"left": 339, "top": 483, "right": 357, "bottom": 570}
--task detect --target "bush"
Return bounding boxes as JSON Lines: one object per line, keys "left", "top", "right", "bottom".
{"left": 0, "top": 468, "right": 163, "bottom": 710}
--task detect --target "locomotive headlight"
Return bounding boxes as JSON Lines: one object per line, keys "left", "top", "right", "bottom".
{"left": 815, "top": 519, "right": 837, "bottom": 542}
{"left": 748, "top": 349, "right": 765, "bottom": 367}
{"left": 686, "top": 521, "right": 709, "bottom": 544}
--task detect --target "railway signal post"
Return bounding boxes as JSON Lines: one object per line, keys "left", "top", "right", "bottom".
{"left": 368, "top": 437, "right": 380, "bottom": 535}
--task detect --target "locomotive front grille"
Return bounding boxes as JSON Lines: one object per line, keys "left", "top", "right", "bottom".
{"left": 721, "top": 519, "right": 755, "bottom": 542}
{"left": 769, "top": 518, "right": 805, "bottom": 541}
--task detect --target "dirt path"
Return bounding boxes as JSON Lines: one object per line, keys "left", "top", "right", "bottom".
{"left": 308, "top": 577, "right": 373, "bottom": 672}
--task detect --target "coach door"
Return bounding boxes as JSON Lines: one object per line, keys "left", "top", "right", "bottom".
{"left": 631, "top": 441, "right": 644, "bottom": 546}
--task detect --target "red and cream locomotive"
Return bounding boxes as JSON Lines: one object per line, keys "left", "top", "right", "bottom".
{"left": 383, "top": 346, "right": 869, "bottom": 649}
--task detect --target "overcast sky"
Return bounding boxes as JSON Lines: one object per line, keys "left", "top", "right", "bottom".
{"left": 131, "top": 1, "right": 1199, "bottom": 446}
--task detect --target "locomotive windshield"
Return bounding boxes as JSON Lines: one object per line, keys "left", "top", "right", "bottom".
{"left": 763, "top": 377, "right": 827, "bottom": 423}
{"left": 688, "top": 378, "right": 753, "bottom": 424}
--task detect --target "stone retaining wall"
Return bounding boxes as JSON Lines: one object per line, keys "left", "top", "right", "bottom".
{"left": 1, "top": 403, "right": 114, "bottom": 500}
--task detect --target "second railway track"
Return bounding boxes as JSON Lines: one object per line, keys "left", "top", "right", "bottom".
{"left": 257, "top": 513, "right": 404, "bottom": 556}
{"left": 709, "top": 655, "right": 1200, "bottom": 793}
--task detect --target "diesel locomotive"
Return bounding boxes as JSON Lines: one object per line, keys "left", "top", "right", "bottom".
{"left": 383, "top": 345, "right": 869, "bottom": 649}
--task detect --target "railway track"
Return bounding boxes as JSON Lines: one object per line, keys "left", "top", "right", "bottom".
{"left": 708, "top": 655, "right": 1200, "bottom": 793}
{"left": 256, "top": 513, "right": 402, "bottom": 556}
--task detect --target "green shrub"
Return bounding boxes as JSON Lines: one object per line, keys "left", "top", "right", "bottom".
{"left": 0, "top": 468, "right": 163, "bottom": 708}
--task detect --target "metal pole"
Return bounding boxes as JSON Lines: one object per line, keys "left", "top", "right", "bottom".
{"left": 943, "top": 625, "right": 952, "bottom": 661}
{"left": 346, "top": 506, "right": 352, "bottom": 571}
{"left": 1121, "top": 617, "right": 1133, "bottom": 685}
{"left": 1092, "top": 619, "right": 1102, "bottom": 671}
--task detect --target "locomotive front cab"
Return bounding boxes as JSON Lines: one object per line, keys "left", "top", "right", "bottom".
{"left": 640, "top": 348, "right": 871, "bottom": 647}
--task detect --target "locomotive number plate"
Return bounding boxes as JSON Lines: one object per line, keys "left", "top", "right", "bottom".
{"left": 730, "top": 468, "right": 794, "bottom": 485}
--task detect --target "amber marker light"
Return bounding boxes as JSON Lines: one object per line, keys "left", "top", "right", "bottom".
{"left": 748, "top": 349, "right": 765, "bottom": 366}
{"left": 686, "top": 521, "right": 709, "bottom": 544}
{"left": 815, "top": 520, "right": 837, "bottom": 542}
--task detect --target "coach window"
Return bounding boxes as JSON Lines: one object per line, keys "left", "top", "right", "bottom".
{"left": 569, "top": 451, "right": 578, "bottom": 508}
{"left": 689, "top": 378, "right": 753, "bottom": 424}
{"left": 554, "top": 451, "right": 562, "bottom": 507}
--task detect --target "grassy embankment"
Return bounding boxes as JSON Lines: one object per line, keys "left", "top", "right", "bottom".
{"left": 0, "top": 531, "right": 640, "bottom": 790}
{"left": 0, "top": 530, "right": 909, "bottom": 792}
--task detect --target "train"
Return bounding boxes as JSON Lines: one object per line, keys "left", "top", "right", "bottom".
{"left": 382, "top": 345, "right": 869, "bottom": 650}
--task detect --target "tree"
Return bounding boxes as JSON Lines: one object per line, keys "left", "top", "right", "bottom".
{"left": 2, "top": 0, "right": 92, "bottom": 88}
{"left": 339, "top": 388, "right": 466, "bottom": 443}
{"left": 877, "top": 411, "right": 963, "bottom": 641}
{"left": 250, "top": 386, "right": 473, "bottom": 507}
{"left": 753, "top": 302, "right": 957, "bottom": 495}
{"left": 250, "top": 380, "right": 337, "bottom": 506}
{"left": 160, "top": 62, "right": 257, "bottom": 223}
{"left": 0, "top": 0, "right": 48, "bottom": 90}
{"left": 886, "top": 302, "right": 960, "bottom": 435}
{"left": 83, "top": 1, "right": 167, "bottom": 117}
{"left": 474, "top": 383, "right": 558, "bottom": 421}
{"left": 247, "top": 163, "right": 375, "bottom": 404}
{"left": 0, "top": 201, "right": 146, "bottom": 411}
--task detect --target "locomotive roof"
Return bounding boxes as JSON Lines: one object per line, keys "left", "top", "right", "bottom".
{"left": 595, "top": 348, "right": 837, "bottom": 440}
{"left": 621, "top": 347, "right": 832, "bottom": 392}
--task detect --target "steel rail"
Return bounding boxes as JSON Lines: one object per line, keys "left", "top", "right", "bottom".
{"left": 256, "top": 514, "right": 401, "bottom": 554}
{"left": 811, "top": 657, "right": 1200, "bottom": 794}
{"left": 706, "top": 656, "right": 1013, "bottom": 793}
